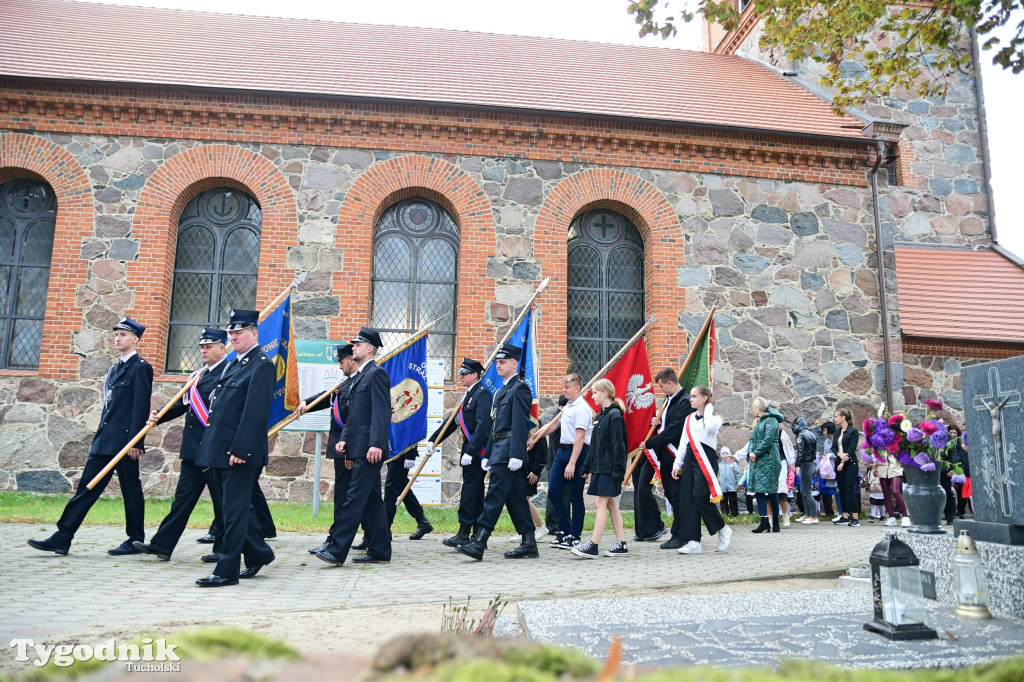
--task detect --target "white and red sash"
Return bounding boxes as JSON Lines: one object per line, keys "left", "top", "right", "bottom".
{"left": 186, "top": 369, "right": 210, "bottom": 428}
{"left": 330, "top": 393, "right": 344, "bottom": 429}
{"left": 458, "top": 403, "right": 486, "bottom": 458}
{"left": 684, "top": 413, "right": 724, "bottom": 503}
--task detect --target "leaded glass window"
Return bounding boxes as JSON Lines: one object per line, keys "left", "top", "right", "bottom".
{"left": 0, "top": 178, "right": 55, "bottom": 370}
{"left": 567, "top": 210, "right": 645, "bottom": 381}
{"left": 167, "top": 187, "right": 261, "bottom": 372}
{"left": 370, "top": 197, "right": 459, "bottom": 380}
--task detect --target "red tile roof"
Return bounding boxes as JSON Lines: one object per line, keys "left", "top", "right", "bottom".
{"left": 894, "top": 246, "right": 1024, "bottom": 343}
{"left": 0, "top": 0, "right": 868, "bottom": 140}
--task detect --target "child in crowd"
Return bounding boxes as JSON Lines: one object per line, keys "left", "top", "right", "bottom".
{"left": 866, "top": 467, "right": 886, "bottom": 522}
{"left": 735, "top": 444, "right": 755, "bottom": 513}
{"left": 718, "top": 447, "right": 740, "bottom": 517}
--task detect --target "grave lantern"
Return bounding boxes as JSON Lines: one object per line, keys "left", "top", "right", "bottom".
{"left": 863, "top": 536, "right": 938, "bottom": 640}
{"left": 953, "top": 530, "right": 992, "bottom": 619}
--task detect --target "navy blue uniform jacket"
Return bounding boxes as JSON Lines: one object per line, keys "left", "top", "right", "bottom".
{"left": 339, "top": 360, "right": 391, "bottom": 460}
{"left": 304, "top": 378, "right": 355, "bottom": 460}
{"left": 485, "top": 374, "right": 532, "bottom": 466}
{"left": 431, "top": 381, "right": 492, "bottom": 459}
{"left": 90, "top": 354, "right": 153, "bottom": 456}
{"left": 196, "top": 347, "right": 275, "bottom": 469}
{"left": 157, "top": 364, "right": 220, "bottom": 460}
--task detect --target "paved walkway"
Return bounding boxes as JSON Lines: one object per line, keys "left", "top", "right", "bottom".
{"left": 2, "top": 519, "right": 888, "bottom": 645}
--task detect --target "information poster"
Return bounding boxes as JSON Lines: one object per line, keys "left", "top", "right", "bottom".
{"left": 284, "top": 340, "right": 344, "bottom": 432}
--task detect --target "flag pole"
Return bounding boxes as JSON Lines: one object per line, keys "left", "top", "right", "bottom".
{"left": 530, "top": 315, "right": 657, "bottom": 445}
{"left": 396, "top": 277, "right": 551, "bottom": 504}
{"left": 621, "top": 306, "right": 716, "bottom": 486}
{"left": 87, "top": 274, "right": 307, "bottom": 490}
{"left": 267, "top": 317, "right": 442, "bottom": 438}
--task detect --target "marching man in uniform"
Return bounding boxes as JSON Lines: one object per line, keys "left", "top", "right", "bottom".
{"left": 195, "top": 309, "right": 276, "bottom": 587}
{"left": 134, "top": 328, "right": 229, "bottom": 561}
{"left": 641, "top": 368, "right": 693, "bottom": 550}
{"left": 429, "top": 357, "right": 492, "bottom": 547}
{"left": 28, "top": 318, "right": 153, "bottom": 556}
{"left": 457, "top": 343, "right": 537, "bottom": 561}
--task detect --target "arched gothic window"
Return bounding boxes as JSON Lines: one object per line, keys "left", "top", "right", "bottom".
{"left": 370, "top": 197, "right": 459, "bottom": 380}
{"left": 0, "top": 178, "right": 55, "bottom": 370}
{"left": 567, "top": 209, "right": 645, "bottom": 381}
{"left": 167, "top": 187, "right": 262, "bottom": 372}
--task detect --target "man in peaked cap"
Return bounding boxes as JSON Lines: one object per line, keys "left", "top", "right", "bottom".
{"left": 133, "top": 328, "right": 229, "bottom": 561}
{"left": 315, "top": 327, "right": 393, "bottom": 566}
{"left": 194, "top": 309, "right": 276, "bottom": 587}
{"left": 430, "top": 357, "right": 492, "bottom": 547}
{"left": 457, "top": 343, "right": 537, "bottom": 561}
{"left": 29, "top": 317, "right": 153, "bottom": 556}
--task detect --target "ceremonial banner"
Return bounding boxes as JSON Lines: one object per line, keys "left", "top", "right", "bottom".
{"left": 583, "top": 337, "right": 657, "bottom": 454}
{"left": 481, "top": 306, "right": 540, "bottom": 423}
{"left": 226, "top": 294, "right": 296, "bottom": 429}
{"left": 381, "top": 333, "right": 429, "bottom": 458}
{"left": 679, "top": 317, "right": 716, "bottom": 391}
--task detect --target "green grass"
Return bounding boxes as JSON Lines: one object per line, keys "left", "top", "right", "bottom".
{"left": 0, "top": 491, "right": 761, "bottom": 535}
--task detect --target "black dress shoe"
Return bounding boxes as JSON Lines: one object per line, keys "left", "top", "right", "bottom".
{"left": 108, "top": 541, "right": 142, "bottom": 556}
{"left": 315, "top": 548, "right": 345, "bottom": 566}
{"left": 308, "top": 541, "right": 330, "bottom": 555}
{"left": 650, "top": 528, "right": 667, "bottom": 542}
{"left": 353, "top": 553, "right": 390, "bottom": 564}
{"left": 659, "top": 537, "right": 684, "bottom": 550}
{"left": 351, "top": 538, "right": 369, "bottom": 551}
{"left": 409, "top": 521, "right": 434, "bottom": 540}
{"left": 133, "top": 541, "right": 170, "bottom": 561}
{"left": 239, "top": 558, "right": 273, "bottom": 579}
{"left": 27, "top": 537, "right": 69, "bottom": 555}
{"left": 196, "top": 575, "right": 238, "bottom": 588}
{"left": 196, "top": 534, "right": 216, "bottom": 544}
{"left": 201, "top": 553, "right": 220, "bottom": 563}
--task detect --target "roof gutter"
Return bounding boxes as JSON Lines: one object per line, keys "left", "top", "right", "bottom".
{"left": 969, "top": 26, "right": 999, "bottom": 244}
{"left": 869, "top": 138, "right": 895, "bottom": 412}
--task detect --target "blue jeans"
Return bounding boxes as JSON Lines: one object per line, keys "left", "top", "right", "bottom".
{"left": 549, "top": 446, "right": 588, "bottom": 538}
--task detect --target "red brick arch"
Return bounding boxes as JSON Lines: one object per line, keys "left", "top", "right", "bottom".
{"left": 333, "top": 154, "right": 494, "bottom": 372}
{"left": 0, "top": 132, "right": 92, "bottom": 379}
{"left": 534, "top": 168, "right": 683, "bottom": 393}
{"left": 127, "top": 144, "right": 297, "bottom": 376}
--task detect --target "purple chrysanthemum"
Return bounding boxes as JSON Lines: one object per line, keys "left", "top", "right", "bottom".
{"left": 907, "top": 428, "right": 925, "bottom": 443}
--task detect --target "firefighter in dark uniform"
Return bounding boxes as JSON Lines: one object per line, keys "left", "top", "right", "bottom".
{"left": 641, "top": 368, "right": 693, "bottom": 549}
{"left": 133, "top": 328, "right": 229, "bottom": 561}
{"left": 457, "top": 343, "right": 537, "bottom": 561}
{"left": 294, "top": 343, "right": 358, "bottom": 555}
{"left": 28, "top": 318, "right": 153, "bottom": 556}
{"left": 429, "top": 357, "right": 491, "bottom": 547}
{"left": 314, "top": 327, "right": 393, "bottom": 567}
{"left": 194, "top": 309, "right": 276, "bottom": 587}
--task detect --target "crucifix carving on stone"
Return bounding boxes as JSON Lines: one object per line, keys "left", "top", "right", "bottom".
{"left": 972, "top": 367, "right": 1021, "bottom": 517}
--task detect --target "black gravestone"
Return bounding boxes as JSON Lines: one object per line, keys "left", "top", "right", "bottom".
{"left": 957, "top": 357, "right": 1024, "bottom": 545}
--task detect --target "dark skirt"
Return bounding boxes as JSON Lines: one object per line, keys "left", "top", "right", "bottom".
{"left": 587, "top": 473, "right": 622, "bottom": 498}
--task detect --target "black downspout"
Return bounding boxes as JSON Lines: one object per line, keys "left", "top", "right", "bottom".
{"left": 870, "top": 140, "right": 895, "bottom": 412}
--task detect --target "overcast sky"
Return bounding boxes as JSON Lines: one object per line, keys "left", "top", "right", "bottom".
{"left": 87, "top": 0, "right": 1023, "bottom": 259}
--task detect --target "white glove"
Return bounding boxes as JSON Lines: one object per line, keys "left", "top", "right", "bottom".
{"left": 481, "top": 458, "right": 490, "bottom": 472}
{"left": 403, "top": 459, "right": 416, "bottom": 470}
{"left": 508, "top": 458, "right": 523, "bottom": 472}
{"left": 461, "top": 454, "right": 473, "bottom": 466}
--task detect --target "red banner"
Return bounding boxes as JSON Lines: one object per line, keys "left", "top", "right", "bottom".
{"left": 584, "top": 337, "right": 657, "bottom": 453}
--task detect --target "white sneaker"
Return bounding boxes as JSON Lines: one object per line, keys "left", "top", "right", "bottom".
{"left": 885, "top": 517, "right": 898, "bottom": 527}
{"left": 782, "top": 515, "right": 791, "bottom": 527}
{"left": 679, "top": 540, "right": 703, "bottom": 554}
{"left": 901, "top": 517, "right": 912, "bottom": 527}
{"left": 804, "top": 517, "right": 819, "bottom": 524}
{"left": 717, "top": 525, "right": 733, "bottom": 552}
{"left": 535, "top": 527, "right": 551, "bottom": 541}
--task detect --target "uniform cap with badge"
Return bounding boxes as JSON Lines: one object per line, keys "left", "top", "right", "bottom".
{"left": 494, "top": 343, "right": 522, "bottom": 362}
{"left": 113, "top": 317, "right": 145, "bottom": 338}
{"left": 335, "top": 343, "right": 354, "bottom": 361}
{"left": 225, "top": 309, "right": 258, "bottom": 330}
{"left": 351, "top": 326, "right": 383, "bottom": 348}
{"left": 458, "top": 357, "right": 485, "bottom": 375}
{"left": 198, "top": 327, "right": 228, "bottom": 345}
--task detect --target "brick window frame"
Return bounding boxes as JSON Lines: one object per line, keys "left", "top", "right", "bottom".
{"left": 126, "top": 145, "right": 297, "bottom": 378}
{"left": 534, "top": 169, "right": 684, "bottom": 394}
{"left": 0, "top": 132, "right": 92, "bottom": 379}
{"left": 334, "top": 154, "right": 493, "bottom": 386}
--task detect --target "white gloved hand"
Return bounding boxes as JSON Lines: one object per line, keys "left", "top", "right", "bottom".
{"left": 481, "top": 458, "right": 490, "bottom": 472}
{"left": 403, "top": 459, "right": 416, "bottom": 470}
{"left": 461, "top": 454, "right": 473, "bottom": 466}
{"left": 508, "top": 458, "right": 523, "bottom": 472}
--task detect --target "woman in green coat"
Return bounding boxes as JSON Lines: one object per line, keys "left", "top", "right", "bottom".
{"left": 747, "top": 397, "right": 784, "bottom": 534}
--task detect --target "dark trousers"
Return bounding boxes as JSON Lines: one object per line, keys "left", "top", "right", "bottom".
{"left": 719, "top": 491, "right": 739, "bottom": 516}
{"left": 799, "top": 462, "right": 817, "bottom": 517}
{"left": 476, "top": 462, "right": 534, "bottom": 535}
{"left": 678, "top": 456, "right": 724, "bottom": 542}
{"left": 56, "top": 453, "right": 145, "bottom": 545}
{"left": 328, "top": 457, "right": 391, "bottom": 563}
{"left": 940, "top": 472, "right": 956, "bottom": 523}
{"left": 633, "top": 456, "right": 665, "bottom": 538}
{"left": 549, "top": 447, "right": 587, "bottom": 538}
{"left": 209, "top": 475, "right": 274, "bottom": 538}
{"left": 745, "top": 491, "right": 755, "bottom": 514}
{"left": 151, "top": 459, "right": 224, "bottom": 554}
{"left": 212, "top": 466, "right": 275, "bottom": 579}
{"left": 821, "top": 492, "right": 834, "bottom": 516}
{"left": 658, "top": 452, "right": 683, "bottom": 539}
{"left": 837, "top": 462, "right": 861, "bottom": 515}
{"left": 331, "top": 457, "right": 353, "bottom": 527}
{"left": 955, "top": 483, "right": 971, "bottom": 516}
{"left": 459, "top": 456, "right": 486, "bottom": 530}
{"left": 544, "top": 446, "right": 570, "bottom": 534}
{"left": 755, "top": 492, "right": 781, "bottom": 516}
{"left": 384, "top": 459, "right": 427, "bottom": 525}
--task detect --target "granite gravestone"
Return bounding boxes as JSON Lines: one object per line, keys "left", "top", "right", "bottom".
{"left": 957, "top": 356, "right": 1024, "bottom": 545}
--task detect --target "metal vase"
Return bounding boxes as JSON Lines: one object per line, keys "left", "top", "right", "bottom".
{"left": 903, "top": 465, "right": 947, "bottom": 534}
